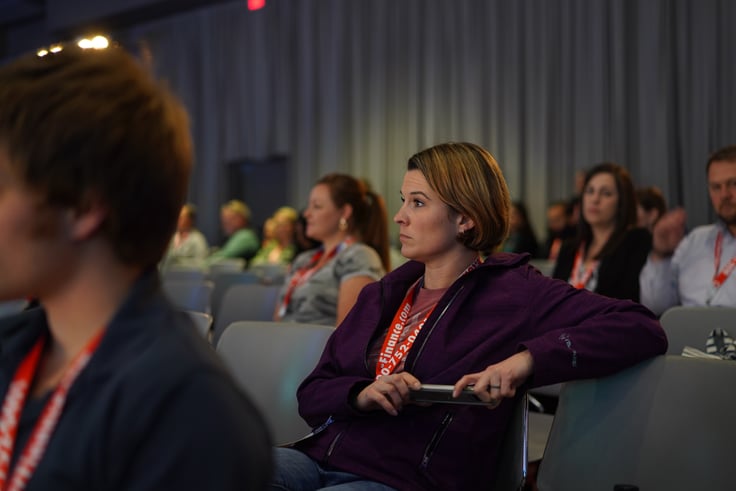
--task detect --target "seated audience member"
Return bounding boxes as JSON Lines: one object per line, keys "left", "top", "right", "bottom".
{"left": 275, "top": 174, "right": 389, "bottom": 326}
{"left": 269, "top": 142, "right": 666, "bottom": 491}
{"left": 640, "top": 145, "right": 736, "bottom": 315}
{"left": 251, "top": 206, "right": 298, "bottom": 267}
{"left": 636, "top": 186, "right": 668, "bottom": 232}
{"left": 553, "top": 162, "right": 651, "bottom": 302}
{"left": 0, "top": 44, "right": 271, "bottom": 489}
{"left": 207, "top": 199, "right": 260, "bottom": 265}
{"left": 161, "top": 203, "right": 209, "bottom": 268}
{"left": 543, "top": 199, "right": 576, "bottom": 261}
{"left": 501, "top": 201, "right": 539, "bottom": 257}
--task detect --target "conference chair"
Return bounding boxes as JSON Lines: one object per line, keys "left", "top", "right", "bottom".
{"left": 491, "top": 392, "right": 529, "bottom": 491}
{"left": 215, "top": 320, "right": 335, "bottom": 445}
{"left": 211, "top": 283, "right": 282, "bottom": 346}
{"left": 161, "top": 264, "right": 207, "bottom": 283}
{"left": 162, "top": 279, "right": 214, "bottom": 313}
{"left": 207, "top": 270, "right": 261, "bottom": 320}
{"left": 659, "top": 305, "right": 736, "bottom": 355}
{"left": 537, "top": 355, "right": 736, "bottom": 491}
{"left": 207, "top": 258, "right": 246, "bottom": 274}
{"left": 248, "top": 263, "right": 289, "bottom": 285}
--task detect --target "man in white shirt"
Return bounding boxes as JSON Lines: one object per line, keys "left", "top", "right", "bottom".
{"left": 640, "top": 145, "right": 736, "bottom": 315}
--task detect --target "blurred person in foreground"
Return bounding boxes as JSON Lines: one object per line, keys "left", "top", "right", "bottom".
{"left": 0, "top": 43, "right": 271, "bottom": 490}
{"left": 269, "top": 142, "right": 666, "bottom": 491}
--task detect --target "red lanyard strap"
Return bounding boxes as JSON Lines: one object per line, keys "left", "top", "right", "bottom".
{"left": 278, "top": 238, "right": 353, "bottom": 317}
{"left": 713, "top": 231, "right": 736, "bottom": 289}
{"left": 570, "top": 244, "right": 598, "bottom": 290}
{"left": 375, "top": 257, "right": 480, "bottom": 379}
{"left": 0, "top": 330, "right": 104, "bottom": 491}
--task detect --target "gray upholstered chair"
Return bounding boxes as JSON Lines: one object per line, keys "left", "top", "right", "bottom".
{"left": 537, "top": 355, "right": 736, "bottom": 491}
{"left": 659, "top": 305, "right": 736, "bottom": 355}
{"left": 215, "top": 320, "right": 335, "bottom": 445}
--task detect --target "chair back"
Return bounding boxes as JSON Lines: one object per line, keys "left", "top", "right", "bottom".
{"left": 162, "top": 279, "right": 214, "bottom": 313}
{"left": 216, "top": 320, "right": 335, "bottom": 445}
{"left": 207, "top": 258, "right": 246, "bottom": 274}
{"left": 537, "top": 355, "right": 736, "bottom": 491}
{"left": 212, "top": 283, "right": 282, "bottom": 345}
{"left": 161, "top": 265, "right": 207, "bottom": 283}
{"left": 249, "top": 263, "right": 289, "bottom": 285}
{"left": 208, "top": 270, "right": 261, "bottom": 319}
{"left": 491, "top": 392, "right": 528, "bottom": 491}
{"left": 659, "top": 305, "right": 736, "bottom": 355}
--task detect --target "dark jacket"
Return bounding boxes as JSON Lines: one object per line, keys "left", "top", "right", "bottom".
{"left": 0, "top": 271, "right": 272, "bottom": 491}
{"left": 552, "top": 227, "right": 652, "bottom": 302}
{"left": 294, "top": 253, "right": 666, "bottom": 491}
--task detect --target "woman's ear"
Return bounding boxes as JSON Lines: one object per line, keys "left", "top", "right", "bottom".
{"left": 341, "top": 204, "right": 354, "bottom": 221}
{"left": 457, "top": 214, "right": 475, "bottom": 234}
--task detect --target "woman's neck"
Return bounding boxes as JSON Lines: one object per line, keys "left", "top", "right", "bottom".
{"left": 320, "top": 232, "right": 350, "bottom": 255}
{"left": 587, "top": 224, "right": 615, "bottom": 259}
{"left": 422, "top": 249, "right": 479, "bottom": 290}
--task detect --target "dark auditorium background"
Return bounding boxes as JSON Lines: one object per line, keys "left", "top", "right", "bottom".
{"left": 1, "top": 0, "right": 733, "bottom": 245}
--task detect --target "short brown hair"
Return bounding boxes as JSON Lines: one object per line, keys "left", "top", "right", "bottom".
{"left": 707, "top": 145, "right": 736, "bottom": 172}
{"left": 408, "top": 142, "right": 511, "bottom": 252}
{"left": 0, "top": 44, "right": 192, "bottom": 268}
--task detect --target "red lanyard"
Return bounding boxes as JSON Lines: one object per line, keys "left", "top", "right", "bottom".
{"left": 712, "top": 231, "right": 736, "bottom": 289}
{"left": 570, "top": 244, "right": 598, "bottom": 290}
{"left": 277, "top": 238, "right": 353, "bottom": 318}
{"left": 375, "top": 257, "right": 480, "bottom": 379}
{"left": 0, "top": 330, "right": 104, "bottom": 491}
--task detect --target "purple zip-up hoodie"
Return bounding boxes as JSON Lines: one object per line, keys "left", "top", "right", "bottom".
{"left": 294, "top": 253, "right": 667, "bottom": 491}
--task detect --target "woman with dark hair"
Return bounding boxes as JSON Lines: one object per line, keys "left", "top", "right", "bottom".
{"left": 268, "top": 143, "right": 666, "bottom": 491}
{"left": 274, "top": 173, "right": 389, "bottom": 326}
{"left": 553, "top": 162, "right": 652, "bottom": 301}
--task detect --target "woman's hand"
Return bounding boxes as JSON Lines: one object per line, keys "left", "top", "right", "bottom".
{"left": 354, "top": 372, "right": 421, "bottom": 416}
{"left": 453, "top": 350, "right": 534, "bottom": 408}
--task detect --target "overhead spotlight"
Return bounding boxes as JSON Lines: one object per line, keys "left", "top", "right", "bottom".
{"left": 36, "top": 49, "right": 49, "bottom": 57}
{"left": 77, "top": 35, "right": 110, "bottom": 50}
{"left": 49, "top": 45, "right": 63, "bottom": 54}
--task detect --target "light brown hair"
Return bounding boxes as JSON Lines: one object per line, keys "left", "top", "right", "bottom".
{"left": 407, "top": 142, "right": 511, "bottom": 252}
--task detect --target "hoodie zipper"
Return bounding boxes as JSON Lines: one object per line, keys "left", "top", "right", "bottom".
{"left": 325, "top": 430, "right": 344, "bottom": 462}
{"left": 407, "top": 285, "right": 465, "bottom": 372}
{"left": 420, "top": 412, "right": 454, "bottom": 469}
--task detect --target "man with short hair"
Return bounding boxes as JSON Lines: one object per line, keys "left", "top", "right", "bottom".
{"left": 640, "top": 145, "right": 736, "bottom": 315}
{"left": 0, "top": 43, "right": 271, "bottom": 489}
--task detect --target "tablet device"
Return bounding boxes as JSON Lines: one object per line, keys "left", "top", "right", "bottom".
{"left": 409, "top": 384, "right": 493, "bottom": 405}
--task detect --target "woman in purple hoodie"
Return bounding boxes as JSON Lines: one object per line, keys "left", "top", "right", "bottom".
{"left": 269, "top": 142, "right": 667, "bottom": 491}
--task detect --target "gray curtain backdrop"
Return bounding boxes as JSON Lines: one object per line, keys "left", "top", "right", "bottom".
{"left": 126, "top": 0, "right": 736, "bottom": 243}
